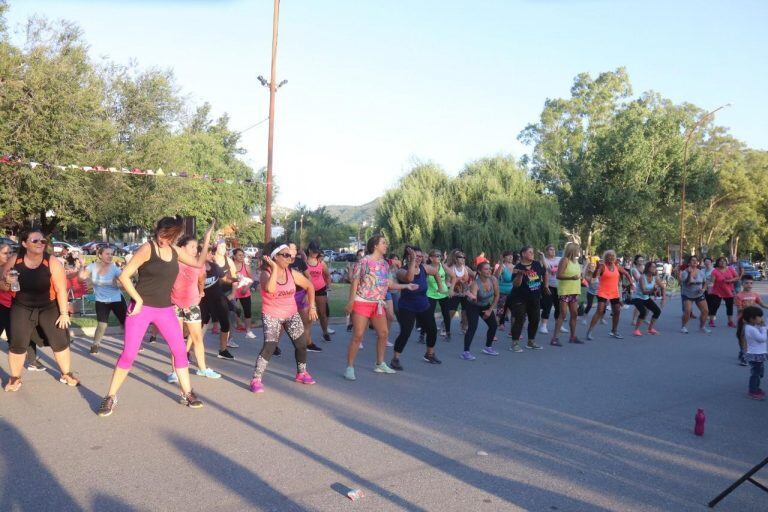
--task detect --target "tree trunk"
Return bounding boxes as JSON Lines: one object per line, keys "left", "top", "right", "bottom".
{"left": 585, "top": 228, "right": 593, "bottom": 259}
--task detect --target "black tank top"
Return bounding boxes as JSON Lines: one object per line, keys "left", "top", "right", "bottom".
{"left": 203, "top": 262, "right": 224, "bottom": 298}
{"left": 14, "top": 253, "right": 55, "bottom": 308}
{"left": 135, "top": 241, "right": 179, "bottom": 307}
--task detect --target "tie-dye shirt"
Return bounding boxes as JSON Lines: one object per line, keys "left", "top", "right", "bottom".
{"left": 509, "top": 261, "right": 545, "bottom": 301}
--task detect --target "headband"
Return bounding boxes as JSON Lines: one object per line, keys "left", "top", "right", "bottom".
{"left": 270, "top": 244, "right": 289, "bottom": 259}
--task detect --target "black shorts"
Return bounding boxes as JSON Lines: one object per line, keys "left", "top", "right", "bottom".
{"left": 448, "top": 295, "right": 469, "bottom": 312}
{"left": 683, "top": 295, "right": 706, "bottom": 303}
{"left": 95, "top": 299, "right": 127, "bottom": 325}
{"left": 9, "top": 302, "right": 70, "bottom": 354}
{"left": 315, "top": 287, "right": 328, "bottom": 297}
{"left": 597, "top": 297, "right": 621, "bottom": 305}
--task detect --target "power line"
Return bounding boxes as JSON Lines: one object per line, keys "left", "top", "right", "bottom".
{"left": 238, "top": 116, "right": 270, "bottom": 134}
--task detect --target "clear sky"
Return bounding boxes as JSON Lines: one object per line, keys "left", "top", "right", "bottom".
{"left": 6, "top": 1, "right": 767, "bottom": 208}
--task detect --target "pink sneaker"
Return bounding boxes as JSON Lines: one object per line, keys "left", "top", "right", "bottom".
{"left": 647, "top": 328, "right": 659, "bottom": 335}
{"left": 632, "top": 329, "right": 642, "bottom": 337}
{"left": 249, "top": 378, "right": 265, "bottom": 393}
{"left": 294, "top": 372, "right": 316, "bottom": 385}
{"left": 708, "top": 319, "right": 715, "bottom": 328}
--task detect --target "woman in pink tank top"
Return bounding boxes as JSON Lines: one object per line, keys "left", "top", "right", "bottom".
{"left": 306, "top": 241, "right": 333, "bottom": 342}
{"left": 232, "top": 248, "right": 256, "bottom": 337}
{"left": 250, "top": 243, "right": 319, "bottom": 394}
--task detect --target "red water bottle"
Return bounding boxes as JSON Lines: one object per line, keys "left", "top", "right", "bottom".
{"left": 694, "top": 408, "right": 706, "bottom": 436}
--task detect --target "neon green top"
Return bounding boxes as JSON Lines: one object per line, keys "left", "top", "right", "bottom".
{"left": 557, "top": 259, "right": 581, "bottom": 296}
{"left": 427, "top": 263, "right": 448, "bottom": 299}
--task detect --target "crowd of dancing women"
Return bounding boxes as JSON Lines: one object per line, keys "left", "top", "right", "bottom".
{"left": 1, "top": 216, "right": 766, "bottom": 418}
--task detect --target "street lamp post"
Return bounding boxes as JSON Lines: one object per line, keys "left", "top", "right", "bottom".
{"left": 678, "top": 103, "right": 731, "bottom": 262}
{"left": 299, "top": 214, "right": 304, "bottom": 248}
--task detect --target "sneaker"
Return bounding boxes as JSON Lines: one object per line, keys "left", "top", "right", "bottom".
{"left": 226, "top": 340, "right": 240, "bottom": 348}
{"left": 539, "top": 323, "right": 549, "bottom": 334}
{"left": 708, "top": 319, "right": 715, "bottom": 328}
{"left": 326, "top": 328, "right": 336, "bottom": 334}
{"left": 581, "top": 318, "right": 587, "bottom": 326}
{"left": 418, "top": 332, "right": 426, "bottom": 344}
{"left": 97, "top": 395, "right": 118, "bottom": 417}
{"left": 426, "top": 353, "right": 442, "bottom": 364}
{"left": 440, "top": 329, "right": 447, "bottom": 337}
{"left": 389, "top": 358, "right": 403, "bottom": 371}
{"left": 632, "top": 329, "right": 642, "bottom": 337}
{"left": 323, "top": 333, "right": 332, "bottom": 342}
{"left": 680, "top": 327, "right": 689, "bottom": 334}
{"left": 236, "top": 325, "right": 246, "bottom": 332}
{"left": 273, "top": 346, "right": 282, "bottom": 356}
{"left": 526, "top": 341, "right": 543, "bottom": 350}
{"left": 510, "top": 342, "right": 524, "bottom": 353}
{"left": 294, "top": 372, "right": 316, "bottom": 385}
{"left": 89, "top": 344, "right": 100, "bottom": 354}
{"left": 180, "top": 390, "right": 203, "bottom": 408}
{"left": 386, "top": 340, "right": 394, "bottom": 347}
{"left": 167, "top": 372, "right": 178, "bottom": 384}
{"left": 569, "top": 337, "right": 585, "bottom": 344}
{"left": 217, "top": 349, "right": 235, "bottom": 360}
{"left": 739, "top": 356, "right": 748, "bottom": 367}
{"left": 609, "top": 331, "right": 624, "bottom": 340}
{"left": 196, "top": 368, "right": 221, "bottom": 379}
{"left": 701, "top": 327, "right": 712, "bottom": 334}
{"left": 249, "top": 378, "right": 265, "bottom": 393}
{"left": 148, "top": 335, "right": 157, "bottom": 344}
{"left": 748, "top": 392, "right": 764, "bottom": 401}
{"left": 359, "top": 343, "right": 364, "bottom": 349}
{"left": 460, "top": 351, "right": 476, "bottom": 361}
{"left": 600, "top": 318, "right": 608, "bottom": 325}
{"left": 586, "top": 331, "right": 594, "bottom": 341}
{"left": 346, "top": 324, "right": 353, "bottom": 332}
{"left": 647, "top": 328, "right": 659, "bottom": 335}
{"left": 622, "top": 304, "right": 630, "bottom": 310}
{"left": 374, "top": 362, "right": 396, "bottom": 374}
{"left": 59, "top": 372, "right": 80, "bottom": 386}
{"left": 550, "top": 338, "right": 563, "bottom": 347}
{"left": 507, "top": 331, "right": 514, "bottom": 338}
{"left": 26, "top": 360, "right": 46, "bottom": 372}
{"left": 245, "top": 331, "right": 257, "bottom": 339}
{"left": 728, "top": 321, "right": 737, "bottom": 328}
{"left": 560, "top": 325, "right": 569, "bottom": 333}
{"left": 482, "top": 346, "right": 500, "bottom": 356}
{"left": 307, "top": 343, "right": 323, "bottom": 352}
{"left": 344, "top": 367, "right": 356, "bottom": 380}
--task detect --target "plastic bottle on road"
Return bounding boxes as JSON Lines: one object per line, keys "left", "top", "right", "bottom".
{"left": 694, "top": 408, "right": 706, "bottom": 436}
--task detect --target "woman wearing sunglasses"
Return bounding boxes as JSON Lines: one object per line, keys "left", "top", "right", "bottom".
{"left": 2, "top": 230, "right": 78, "bottom": 391}
{"left": 250, "top": 243, "right": 318, "bottom": 394}
{"left": 446, "top": 249, "right": 475, "bottom": 335}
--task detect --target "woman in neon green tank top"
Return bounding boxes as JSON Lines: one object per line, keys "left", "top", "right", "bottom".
{"left": 552, "top": 242, "right": 584, "bottom": 346}
{"left": 426, "top": 250, "right": 452, "bottom": 337}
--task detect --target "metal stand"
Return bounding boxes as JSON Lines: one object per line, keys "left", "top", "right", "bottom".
{"left": 709, "top": 456, "right": 768, "bottom": 508}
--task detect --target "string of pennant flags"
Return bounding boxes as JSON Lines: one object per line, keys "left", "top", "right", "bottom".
{"left": 0, "top": 154, "right": 258, "bottom": 185}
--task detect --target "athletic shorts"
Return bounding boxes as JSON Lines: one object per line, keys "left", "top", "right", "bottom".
{"left": 683, "top": 294, "right": 706, "bottom": 303}
{"left": 175, "top": 304, "right": 202, "bottom": 323}
{"left": 9, "top": 302, "right": 70, "bottom": 354}
{"left": 352, "top": 300, "right": 385, "bottom": 319}
{"left": 597, "top": 296, "right": 621, "bottom": 305}
{"left": 294, "top": 289, "right": 309, "bottom": 310}
{"left": 559, "top": 294, "right": 579, "bottom": 303}
{"left": 315, "top": 287, "right": 328, "bottom": 297}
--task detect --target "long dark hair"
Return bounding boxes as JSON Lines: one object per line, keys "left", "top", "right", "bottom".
{"left": 154, "top": 216, "right": 184, "bottom": 242}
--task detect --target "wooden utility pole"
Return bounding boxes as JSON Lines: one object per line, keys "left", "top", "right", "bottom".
{"left": 264, "top": 0, "right": 281, "bottom": 243}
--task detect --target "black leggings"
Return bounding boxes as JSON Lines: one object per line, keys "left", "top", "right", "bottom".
{"left": 95, "top": 299, "right": 127, "bottom": 325}
{"left": 709, "top": 295, "right": 734, "bottom": 317}
{"left": 395, "top": 308, "right": 437, "bottom": 353}
{"left": 201, "top": 293, "right": 231, "bottom": 332}
{"left": 9, "top": 303, "right": 69, "bottom": 354}
{"left": 428, "top": 297, "right": 452, "bottom": 333}
{"left": 630, "top": 298, "right": 661, "bottom": 320}
{"left": 585, "top": 293, "right": 596, "bottom": 315}
{"left": 464, "top": 303, "right": 497, "bottom": 351}
{"left": 540, "top": 286, "right": 560, "bottom": 320}
{"left": 238, "top": 296, "right": 252, "bottom": 319}
{"left": 0, "top": 304, "right": 37, "bottom": 362}
{"left": 510, "top": 297, "right": 541, "bottom": 341}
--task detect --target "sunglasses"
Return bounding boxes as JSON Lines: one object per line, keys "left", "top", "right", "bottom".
{"left": 456, "top": 255, "right": 466, "bottom": 259}
{"left": 276, "top": 252, "right": 294, "bottom": 259}
{"left": 28, "top": 238, "right": 47, "bottom": 244}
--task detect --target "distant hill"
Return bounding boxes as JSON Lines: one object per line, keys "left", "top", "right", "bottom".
{"left": 324, "top": 198, "right": 380, "bottom": 225}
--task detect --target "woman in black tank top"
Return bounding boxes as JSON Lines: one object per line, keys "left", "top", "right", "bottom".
{"left": 2, "top": 229, "right": 78, "bottom": 392}
{"left": 97, "top": 217, "right": 215, "bottom": 417}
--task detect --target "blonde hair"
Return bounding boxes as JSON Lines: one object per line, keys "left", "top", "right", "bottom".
{"left": 563, "top": 242, "right": 580, "bottom": 263}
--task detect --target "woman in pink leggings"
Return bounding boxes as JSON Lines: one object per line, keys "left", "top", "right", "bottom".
{"left": 97, "top": 217, "right": 214, "bottom": 417}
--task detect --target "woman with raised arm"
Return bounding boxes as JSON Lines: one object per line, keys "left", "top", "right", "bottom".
{"left": 343, "top": 235, "right": 419, "bottom": 380}
{"left": 97, "top": 217, "right": 214, "bottom": 417}
{"left": 461, "top": 261, "right": 500, "bottom": 359}
{"left": 249, "top": 243, "right": 318, "bottom": 394}
{"left": 79, "top": 245, "right": 126, "bottom": 354}
{"left": 2, "top": 231, "right": 79, "bottom": 391}
{"left": 585, "top": 250, "right": 635, "bottom": 340}
{"left": 390, "top": 246, "right": 446, "bottom": 371}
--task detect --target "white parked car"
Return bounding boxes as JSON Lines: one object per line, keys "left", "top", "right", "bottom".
{"left": 53, "top": 241, "right": 82, "bottom": 256}
{"left": 243, "top": 246, "right": 259, "bottom": 258}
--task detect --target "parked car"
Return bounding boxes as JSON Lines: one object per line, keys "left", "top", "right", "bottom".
{"left": 123, "top": 243, "right": 141, "bottom": 254}
{"left": 83, "top": 242, "right": 125, "bottom": 256}
{"left": 333, "top": 252, "right": 357, "bottom": 262}
{"left": 0, "top": 237, "right": 19, "bottom": 251}
{"left": 80, "top": 241, "right": 101, "bottom": 255}
{"left": 243, "top": 245, "right": 259, "bottom": 258}
{"left": 53, "top": 241, "right": 82, "bottom": 256}
{"left": 741, "top": 264, "right": 762, "bottom": 281}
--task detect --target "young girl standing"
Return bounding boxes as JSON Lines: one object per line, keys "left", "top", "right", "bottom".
{"left": 743, "top": 306, "right": 767, "bottom": 400}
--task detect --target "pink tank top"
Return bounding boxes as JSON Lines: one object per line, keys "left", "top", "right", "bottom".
{"left": 233, "top": 262, "right": 252, "bottom": 299}
{"left": 261, "top": 268, "right": 298, "bottom": 318}
{"left": 307, "top": 261, "right": 326, "bottom": 291}
{"left": 171, "top": 262, "right": 204, "bottom": 309}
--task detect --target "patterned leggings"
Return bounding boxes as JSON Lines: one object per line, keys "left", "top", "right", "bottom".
{"left": 253, "top": 312, "right": 307, "bottom": 379}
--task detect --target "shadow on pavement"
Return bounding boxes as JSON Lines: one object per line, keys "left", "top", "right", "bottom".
{"left": 166, "top": 432, "right": 308, "bottom": 512}
{"left": 91, "top": 494, "right": 141, "bottom": 512}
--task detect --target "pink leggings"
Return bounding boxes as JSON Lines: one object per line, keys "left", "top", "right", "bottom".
{"left": 117, "top": 304, "right": 189, "bottom": 370}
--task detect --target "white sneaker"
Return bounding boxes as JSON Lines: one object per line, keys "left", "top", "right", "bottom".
{"left": 581, "top": 318, "right": 587, "bottom": 326}
{"left": 560, "top": 325, "right": 569, "bottom": 333}
{"left": 227, "top": 340, "right": 240, "bottom": 348}
{"left": 326, "top": 328, "right": 336, "bottom": 334}
{"left": 586, "top": 331, "right": 594, "bottom": 341}
{"left": 245, "top": 331, "right": 257, "bottom": 339}
{"left": 622, "top": 305, "right": 630, "bottom": 310}
{"left": 359, "top": 343, "right": 364, "bottom": 349}
{"left": 539, "top": 323, "right": 549, "bottom": 334}
{"left": 600, "top": 318, "right": 608, "bottom": 325}
{"left": 680, "top": 327, "right": 689, "bottom": 334}
{"left": 386, "top": 341, "right": 393, "bottom": 347}
{"left": 701, "top": 327, "right": 712, "bottom": 334}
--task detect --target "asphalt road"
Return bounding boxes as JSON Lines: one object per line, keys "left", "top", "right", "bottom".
{"left": 1, "top": 289, "right": 767, "bottom": 511}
